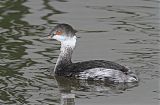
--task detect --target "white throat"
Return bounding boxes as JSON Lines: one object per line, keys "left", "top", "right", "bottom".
{"left": 53, "top": 36, "right": 77, "bottom": 74}
{"left": 61, "top": 36, "right": 77, "bottom": 52}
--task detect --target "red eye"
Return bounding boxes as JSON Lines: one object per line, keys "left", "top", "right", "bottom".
{"left": 56, "top": 31, "right": 63, "bottom": 35}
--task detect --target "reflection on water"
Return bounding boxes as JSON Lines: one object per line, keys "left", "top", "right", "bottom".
{"left": 0, "top": 0, "right": 159, "bottom": 105}
{"left": 61, "top": 93, "right": 75, "bottom": 105}
{"left": 55, "top": 76, "right": 138, "bottom": 105}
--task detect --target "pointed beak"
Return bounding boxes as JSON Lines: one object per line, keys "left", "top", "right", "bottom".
{"left": 48, "top": 34, "right": 55, "bottom": 39}
{"left": 48, "top": 35, "right": 52, "bottom": 39}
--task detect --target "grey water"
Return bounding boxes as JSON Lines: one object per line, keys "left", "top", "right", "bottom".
{"left": 0, "top": 0, "right": 159, "bottom": 105}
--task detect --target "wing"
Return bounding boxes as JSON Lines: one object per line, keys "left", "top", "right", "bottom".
{"left": 67, "top": 60, "right": 129, "bottom": 74}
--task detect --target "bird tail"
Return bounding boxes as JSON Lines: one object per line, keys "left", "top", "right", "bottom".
{"left": 126, "top": 69, "right": 139, "bottom": 82}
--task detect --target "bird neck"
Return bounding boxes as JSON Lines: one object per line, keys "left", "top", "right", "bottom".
{"left": 53, "top": 36, "right": 76, "bottom": 74}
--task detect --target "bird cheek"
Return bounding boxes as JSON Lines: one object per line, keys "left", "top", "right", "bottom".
{"left": 53, "top": 35, "right": 66, "bottom": 42}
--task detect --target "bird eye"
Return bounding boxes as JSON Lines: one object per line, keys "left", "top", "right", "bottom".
{"left": 56, "top": 31, "right": 63, "bottom": 35}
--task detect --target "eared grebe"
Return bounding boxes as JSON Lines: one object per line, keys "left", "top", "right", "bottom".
{"left": 48, "top": 24, "right": 138, "bottom": 83}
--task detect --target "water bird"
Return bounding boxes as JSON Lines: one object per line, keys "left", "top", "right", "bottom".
{"left": 48, "top": 23, "right": 138, "bottom": 83}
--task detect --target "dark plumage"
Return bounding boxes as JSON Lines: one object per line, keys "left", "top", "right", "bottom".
{"left": 50, "top": 24, "right": 77, "bottom": 37}
{"left": 55, "top": 60, "right": 129, "bottom": 76}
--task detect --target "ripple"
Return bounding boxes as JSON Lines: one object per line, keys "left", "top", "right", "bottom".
{"left": 0, "top": 0, "right": 159, "bottom": 104}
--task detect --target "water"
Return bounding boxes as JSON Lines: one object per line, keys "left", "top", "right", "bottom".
{"left": 0, "top": 0, "right": 159, "bottom": 105}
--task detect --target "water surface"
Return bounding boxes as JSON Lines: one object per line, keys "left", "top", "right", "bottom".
{"left": 0, "top": 0, "right": 159, "bottom": 105}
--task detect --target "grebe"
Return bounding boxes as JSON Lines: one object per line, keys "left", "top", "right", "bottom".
{"left": 48, "top": 24, "right": 138, "bottom": 83}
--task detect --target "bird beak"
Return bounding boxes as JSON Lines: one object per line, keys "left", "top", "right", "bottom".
{"left": 48, "top": 35, "right": 52, "bottom": 39}
{"left": 48, "top": 34, "right": 55, "bottom": 39}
